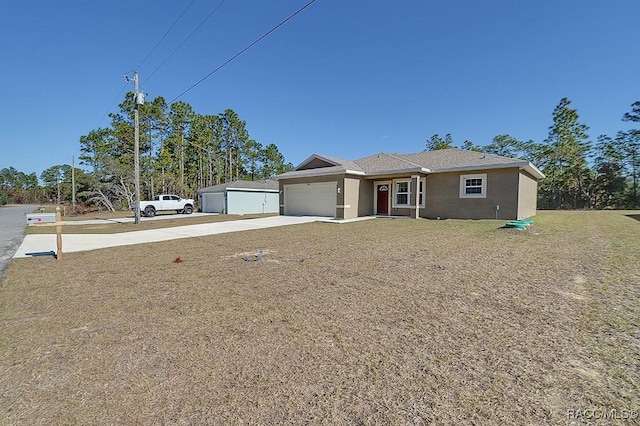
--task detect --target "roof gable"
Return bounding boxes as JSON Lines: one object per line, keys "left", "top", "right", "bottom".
{"left": 298, "top": 157, "right": 336, "bottom": 170}
{"left": 296, "top": 154, "right": 352, "bottom": 171}
{"left": 276, "top": 153, "right": 365, "bottom": 179}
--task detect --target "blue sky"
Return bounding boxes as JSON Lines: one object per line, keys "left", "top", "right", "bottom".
{"left": 1, "top": 1, "right": 639, "bottom": 177}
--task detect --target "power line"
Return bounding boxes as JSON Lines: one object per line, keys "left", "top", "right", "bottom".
{"left": 143, "top": 0, "right": 227, "bottom": 85}
{"left": 137, "top": 0, "right": 197, "bottom": 70}
{"left": 93, "top": 1, "right": 200, "bottom": 130}
{"left": 169, "top": 0, "right": 317, "bottom": 104}
{"left": 95, "top": 81, "right": 129, "bottom": 129}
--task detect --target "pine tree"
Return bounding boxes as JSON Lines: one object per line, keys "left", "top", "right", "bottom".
{"left": 540, "top": 98, "right": 591, "bottom": 209}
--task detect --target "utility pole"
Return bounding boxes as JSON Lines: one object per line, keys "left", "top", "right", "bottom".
{"left": 124, "top": 70, "right": 145, "bottom": 224}
{"left": 72, "top": 155, "right": 76, "bottom": 211}
{"left": 133, "top": 70, "right": 141, "bottom": 224}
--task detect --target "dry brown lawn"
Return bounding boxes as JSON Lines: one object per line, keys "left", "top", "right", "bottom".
{"left": 1, "top": 211, "right": 639, "bottom": 425}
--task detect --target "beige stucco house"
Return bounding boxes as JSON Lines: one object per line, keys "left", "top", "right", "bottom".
{"left": 277, "top": 148, "right": 544, "bottom": 220}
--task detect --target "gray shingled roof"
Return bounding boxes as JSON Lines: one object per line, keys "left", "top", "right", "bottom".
{"left": 198, "top": 179, "right": 279, "bottom": 193}
{"left": 354, "top": 152, "right": 423, "bottom": 173}
{"left": 398, "top": 149, "right": 525, "bottom": 171}
{"left": 321, "top": 156, "right": 364, "bottom": 173}
{"left": 311, "top": 154, "right": 356, "bottom": 167}
{"left": 278, "top": 149, "right": 543, "bottom": 179}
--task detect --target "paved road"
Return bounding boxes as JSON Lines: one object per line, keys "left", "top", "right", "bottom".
{"left": 0, "top": 205, "right": 37, "bottom": 277}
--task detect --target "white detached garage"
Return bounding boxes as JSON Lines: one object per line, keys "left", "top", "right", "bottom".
{"left": 197, "top": 180, "right": 279, "bottom": 215}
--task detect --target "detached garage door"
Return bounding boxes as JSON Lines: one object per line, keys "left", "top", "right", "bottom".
{"left": 284, "top": 182, "right": 337, "bottom": 217}
{"left": 201, "top": 192, "right": 225, "bottom": 213}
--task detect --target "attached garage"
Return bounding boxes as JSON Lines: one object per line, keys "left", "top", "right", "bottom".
{"left": 197, "top": 180, "right": 279, "bottom": 215}
{"left": 284, "top": 182, "right": 337, "bottom": 217}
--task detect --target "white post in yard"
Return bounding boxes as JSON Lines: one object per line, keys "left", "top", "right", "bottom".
{"left": 411, "top": 175, "right": 420, "bottom": 219}
{"left": 55, "top": 206, "right": 63, "bottom": 260}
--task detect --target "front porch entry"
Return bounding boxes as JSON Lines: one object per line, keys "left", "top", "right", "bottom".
{"left": 375, "top": 181, "right": 390, "bottom": 215}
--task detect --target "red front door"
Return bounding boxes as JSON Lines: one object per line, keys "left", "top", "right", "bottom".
{"left": 377, "top": 184, "right": 389, "bottom": 215}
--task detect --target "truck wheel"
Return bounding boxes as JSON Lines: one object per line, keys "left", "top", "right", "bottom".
{"left": 144, "top": 206, "right": 156, "bottom": 217}
{"left": 183, "top": 205, "right": 193, "bottom": 215}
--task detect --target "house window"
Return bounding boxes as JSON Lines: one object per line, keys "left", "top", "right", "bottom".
{"left": 395, "top": 181, "right": 410, "bottom": 206}
{"left": 460, "top": 174, "right": 487, "bottom": 198}
{"left": 392, "top": 178, "right": 426, "bottom": 208}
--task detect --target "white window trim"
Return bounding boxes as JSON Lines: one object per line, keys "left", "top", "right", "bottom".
{"left": 460, "top": 173, "right": 487, "bottom": 198}
{"left": 393, "top": 179, "right": 411, "bottom": 208}
{"left": 392, "top": 178, "right": 426, "bottom": 208}
{"left": 418, "top": 178, "right": 425, "bottom": 207}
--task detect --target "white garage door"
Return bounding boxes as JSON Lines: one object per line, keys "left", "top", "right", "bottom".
{"left": 201, "top": 192, "right": 225, "bottom": 213}
{"left": 284, "top": 182, "right": 337, "bottom": 217}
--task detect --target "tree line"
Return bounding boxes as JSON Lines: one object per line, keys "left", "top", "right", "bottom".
{"left": 425, "top": 97, "right": 640, "bottom": 209}
{"left": 1, "top": 96, "right": 639, "bottom": 211}
{"left": 0, "top": 94, "right": 294, "bottom": 211}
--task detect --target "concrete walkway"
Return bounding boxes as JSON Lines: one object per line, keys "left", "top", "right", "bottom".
{"left": 13, "top": 216, "right": 325, "bottom": 258}
{"left": 62, "top": 212, "right": 212, "bottom": 226}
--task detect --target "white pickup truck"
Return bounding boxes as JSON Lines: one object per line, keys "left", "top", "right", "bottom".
{"left": 139, "top": 194, "right": 195, "bottom": 217}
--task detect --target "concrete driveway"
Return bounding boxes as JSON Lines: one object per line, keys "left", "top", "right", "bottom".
{"left": 13, "top": 215, "right": 326, "bottom": 258}
{"left": 62, "top": 212, "right": 212, "bottom": 226}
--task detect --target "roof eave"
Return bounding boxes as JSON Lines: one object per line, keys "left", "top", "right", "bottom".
{"left": 521, "top": 162, "right": 545, "bottom": 179}
{"left": 345, "top": 169, "right": 367, "bottom": 176}
{"left": 429, "top": 162, "right": 531, "bottom": 174}
{"left": 197, "top": 186, "right": 226, "bottom": 193}
{"left": 226, "top": 187, "right": 279, "bottom": 193}
{"left": 363, "top": 167, "right": 431, "bottom": 178}
{"left": 276, "top": 168, "right": 365, "bottom": 180}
